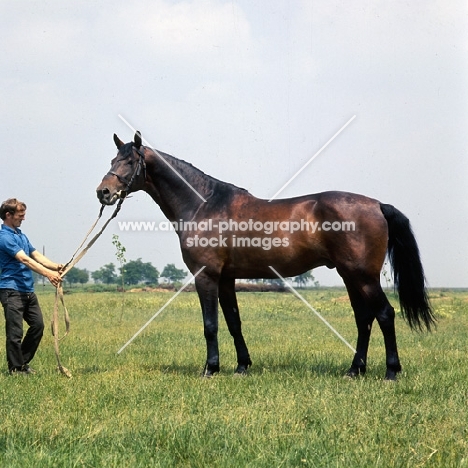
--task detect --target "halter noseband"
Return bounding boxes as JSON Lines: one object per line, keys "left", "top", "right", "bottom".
{"left": 106, "top": 146, "right": 147, "bottom": 194}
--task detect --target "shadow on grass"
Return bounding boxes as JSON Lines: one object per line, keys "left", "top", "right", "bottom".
{"left": 75, "top": 360, "right": 393, "bottom": 381}
{"left": 141, "top": 362, "right": 204, "bottom": 376}
{"left": 134, "top": 359, "right": 352, "bottom": 378}
{"left": 73, "top": 348, "right": 368, "bottom": 379}
{"left": 79, "top": 365, "right": 109, "bottom": 374}
{"left": 308, "top": 360, "right": 350, "bottom": 378}
{"left": 246, "top": 360, "right": 348, "bottom": 378}
{"left": 74, "top": 362, "right": 204, "bottom": 376}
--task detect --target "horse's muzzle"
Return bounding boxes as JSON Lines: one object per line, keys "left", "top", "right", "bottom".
{"left": 96, "top": 188, "right": 126, "bottom": 205}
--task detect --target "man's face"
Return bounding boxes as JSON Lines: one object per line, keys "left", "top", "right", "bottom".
{"left": 6, "top": 208, "right": 26, "bottom": 229}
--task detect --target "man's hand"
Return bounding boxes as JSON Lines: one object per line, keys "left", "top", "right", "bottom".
{"left": 17, "top": 250, "right": 66, "bottom": 286}
{"left": 47, "top": 272, "right": 62, "bottom": 288}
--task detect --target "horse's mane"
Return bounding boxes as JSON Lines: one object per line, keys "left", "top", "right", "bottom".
{"left": 150, "top": 148, "right": 250, "bottom": 204}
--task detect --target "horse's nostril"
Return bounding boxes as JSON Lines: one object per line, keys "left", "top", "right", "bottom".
{"left": 97, "top": 188, "right": 110, "bottom": 200}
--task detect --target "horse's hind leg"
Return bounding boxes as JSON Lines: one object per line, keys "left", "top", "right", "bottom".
{"left": 219, "top": 277, "right": 252, "bottom": 374}
{"left": 343, "top": 280, "right": 375, "bottom": 377}
{"left": 344, "top": 277, "right": 402, "bottom": 380}
{"left": 374, "top": 290, "right": 402, "bottom": 380}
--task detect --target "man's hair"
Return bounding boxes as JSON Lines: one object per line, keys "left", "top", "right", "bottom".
{"left": 0, "top": 198, "right": 27, "bottom": 220}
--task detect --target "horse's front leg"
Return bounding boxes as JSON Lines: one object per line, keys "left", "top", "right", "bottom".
{"left": 195, "top": 273, "right": 220, "bottom": 377}
{"left": 219, "top": 277, "right": 252, "bottom": 375}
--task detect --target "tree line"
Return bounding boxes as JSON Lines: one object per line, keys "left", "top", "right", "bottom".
{"left": 32, "top": 261, "right": 188, "bottom": 287}
{"left": 37, "top": 261, "right": 318, "bottom": 288}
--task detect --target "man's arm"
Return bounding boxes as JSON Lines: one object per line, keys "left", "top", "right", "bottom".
{"left": 30, "top": 250, "right": 63, "bottom": 272}
{"left": 15, "top": 250, "right": 62, "bottom": 287}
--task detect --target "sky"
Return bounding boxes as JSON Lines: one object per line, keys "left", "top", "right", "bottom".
{"left": 1, "top": 0, "right": 467, "bottom": 287}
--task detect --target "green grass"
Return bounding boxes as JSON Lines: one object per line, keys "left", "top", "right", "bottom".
{"left": 0, "top": 289, "right": 467, "bottom": 467}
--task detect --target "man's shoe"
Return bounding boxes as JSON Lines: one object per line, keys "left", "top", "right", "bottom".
{"left": 22, "top": 365, "right": 36, "bottom": 374}
{"left": 9, "top": 365, "right": 36, "bottom": 375}
{"left": 9, "top": 368, "right": 29, "bottom": 376}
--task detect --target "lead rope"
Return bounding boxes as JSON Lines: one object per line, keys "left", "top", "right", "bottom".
{"left": 52, "top": 199, "right": 125, "bottom": 377}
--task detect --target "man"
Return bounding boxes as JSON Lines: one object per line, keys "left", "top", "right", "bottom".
{"left": 0, "top": 198, "right": 63, "bottom": 375}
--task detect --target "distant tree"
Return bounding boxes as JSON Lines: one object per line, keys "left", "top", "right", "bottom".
{"left": 265, "top": 278, "right": 284, "bottom": 286}
{"left": 112, "top": 234, "right": 127, "bottom": 291}
{"left": 246, "top": 278, "right": 262, "bottom": 284}
{"left": 140, "top": 260, "right": 159, "bottom": 285}
{"left": 92, "top": 263, "right": 117, "bottom": 284}
{"left": 65, "top": 267, "right": 89, "bottom": 286}
{"left": 294, "top": 270, "right": 312, "bottom": 287}
{"left": 161, "top": 263, "right": 187, "bottom": 283}
{"left": 120, "top": 258, "right": 159, "bottom": 285}
{"left": 294, "top": 270, "right": 320, "bottom": 288}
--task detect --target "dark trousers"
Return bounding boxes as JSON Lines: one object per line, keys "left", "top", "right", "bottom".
{"left": 0, "top": 289, "right": 44, "bottom": 371}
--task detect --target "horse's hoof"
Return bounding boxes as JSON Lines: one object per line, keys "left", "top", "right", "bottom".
{"left": 201, "top": 364, "right": 219, "bottom": 378}
{"left": 234, "top": 367, "right": 249, "bottom": 377}
{"left": 234, "top": 359, "right": 251, "bottom": 376}
{"left": 384, "top": 371, "right": 398, "bottom": 381}
{"left": 344, "top": 368, "right": 365, "bottom": 379}
{"left": 344, "top": 372, "right": 358, "bottom": 380}
{"left": 384, "top": 365, "right": 401, "bottom": 381}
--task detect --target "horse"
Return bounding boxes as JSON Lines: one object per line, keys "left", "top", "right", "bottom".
{"left": 96, "top": 131, "right": 435, "bottom": 380}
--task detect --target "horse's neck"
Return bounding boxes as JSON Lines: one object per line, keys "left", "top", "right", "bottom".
{"left": 144, "top": 150, "right": 217, "bottom": 221}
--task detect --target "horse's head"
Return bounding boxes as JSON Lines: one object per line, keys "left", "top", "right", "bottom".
{"left": 96, "top": 132, "right": 146, "bottom": 205}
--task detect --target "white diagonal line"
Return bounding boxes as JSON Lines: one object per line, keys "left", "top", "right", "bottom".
{"left": 117, "top": 266, "right": 206, "bottom": 354}
{"left": 268, "top": 266, "right": 356, "bottom": 353}
{"left": 268, "top": 115, "right": 356, "bottom": 202}
{"left": 118, "top": 114, "right": 207, "bottom": 202}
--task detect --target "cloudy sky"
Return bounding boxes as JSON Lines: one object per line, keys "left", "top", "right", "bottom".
{"left": 1, "top": 0, "right": 467, "bottom": 287}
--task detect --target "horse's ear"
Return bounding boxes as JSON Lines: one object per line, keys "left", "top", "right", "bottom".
{"left": 113, "top": 133, "right": 124, "bottom": 149}
{"left": 134, "top": 131, "right": 142, "bottom": 149}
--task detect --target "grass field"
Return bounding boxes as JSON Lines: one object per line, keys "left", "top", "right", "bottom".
{"left": 0, "top": 288, "right": 467, "bottom": 467}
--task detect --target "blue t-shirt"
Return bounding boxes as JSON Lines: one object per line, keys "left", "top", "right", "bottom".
{"left": 0, "top": 224, "right": 36, "bottom": 292}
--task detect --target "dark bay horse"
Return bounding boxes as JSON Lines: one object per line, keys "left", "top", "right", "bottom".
{"left": 97, "top": 132, "right": 435, "bottom": 380}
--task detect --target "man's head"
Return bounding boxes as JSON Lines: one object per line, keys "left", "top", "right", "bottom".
{"left": 0, "top": 198, "right": 27, "bottom": 229}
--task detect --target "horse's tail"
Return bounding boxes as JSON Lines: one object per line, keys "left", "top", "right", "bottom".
{"left": 380, "top": 203, "right": 435, "bottom": 331}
